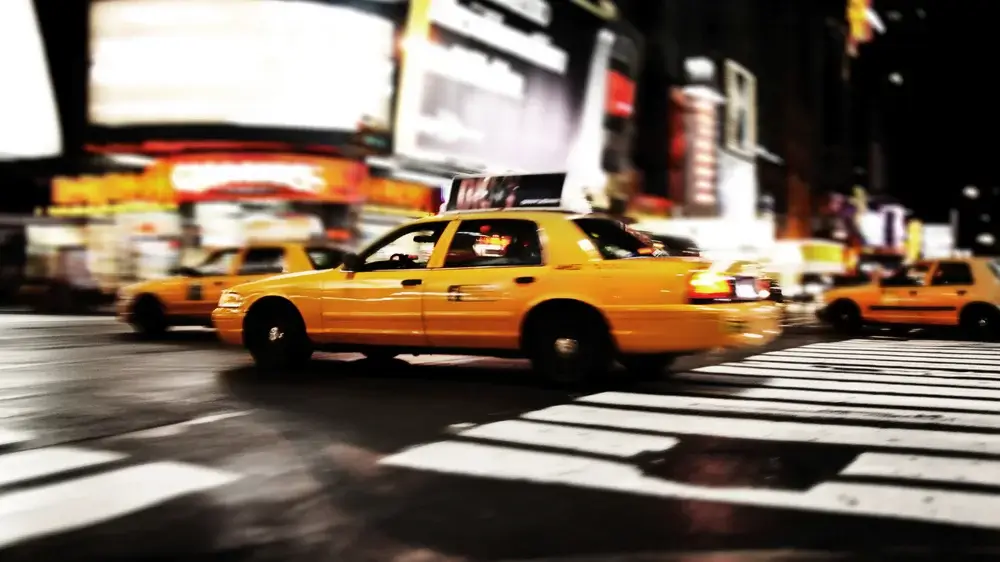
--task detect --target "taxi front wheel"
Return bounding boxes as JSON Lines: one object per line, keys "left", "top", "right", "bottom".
{"left": 246, "top": 306, "right": 313, "bottom": 373}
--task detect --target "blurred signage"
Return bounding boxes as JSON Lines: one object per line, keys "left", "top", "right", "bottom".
{"left": 52, "top": 174, "right": 174, "bottom": 212}
{"left": 154, "top": 155, "right": 366, "bottom": 204}
{"left": 629, "top": 194, "right": 672, "bottom": 218}
{"left": 687, "top": 94, "right": 718, "bottom": 210}
{"left": 723, "top": 59, "right": 757, "bottom": 159}
{"left": 394, "top": 0, "right": 613, "bottom": 171}
{"left": 364, "top": 178, "right": 441, "bottom": 213}
{"left": 446, "top": 173, "right": 566, "bottom": 211}
{"left": 88, "top": 0, "right": 401, "bottom": 152}
{"left": 846, "top": 0, "right": 873, "bottom": 57}
{"left": 605, "top": 71, "right": 635, "bottom": 117}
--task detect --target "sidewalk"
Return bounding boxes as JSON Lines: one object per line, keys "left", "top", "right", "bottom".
{"left": 0, "top": 305, "right": 116, "bottom": 316}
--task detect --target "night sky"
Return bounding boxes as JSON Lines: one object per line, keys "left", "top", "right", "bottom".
{"left": 22, "top": 0, "right": 999, "bottom": 223}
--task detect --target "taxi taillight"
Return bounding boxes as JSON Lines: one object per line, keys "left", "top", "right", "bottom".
{"left": 687, "top": 271, "right": 735, "bottom": 303}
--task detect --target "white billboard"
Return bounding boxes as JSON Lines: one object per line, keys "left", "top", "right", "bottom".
{"left": 88, "top": 0, "right": 397, "bottom": 133}
{"left": 0, "top": 0, "right": 61, "bottom": 160}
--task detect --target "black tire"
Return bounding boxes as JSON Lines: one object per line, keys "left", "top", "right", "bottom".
{"left": 961, "top": 305, "right": 1000, "bottom": 341}
{"left": 829, "top": 300, "right": 862, "bottom": 335}
{"left": 620, "top": 354, "right": 677, "bottom": 380}
{"left": 131, "top": 296, "right": 168, "bottom": 338}
{"left": 245, "top": 303, "right": 313, "bottom": 373}
{"left": 526, "top": 306, "right": 613, "bottom": 385}
{"left": 363, "top": 351, "right": 398, "bottom": 363}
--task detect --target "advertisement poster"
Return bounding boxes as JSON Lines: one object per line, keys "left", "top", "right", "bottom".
{"left": 445, "top": 173, "right": 566, "bottom": 211}
{"left": 396, "top": 0, "right": 614, "bottom": 172}
{"left": 88, "top": 0, "right": 407, "bottom": 152}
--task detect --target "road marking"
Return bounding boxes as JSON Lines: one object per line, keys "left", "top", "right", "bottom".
{"left": 382, "top": 441, "right": 1000, "bottom": 530}
{"left": 524, "top": 404, "right": 1000, "bottom": 454}
{"left": 764, "top": 348, "right": 1000, "bottom": 365}
{"left": 460, "top": 420, "right": 679, "bottom": 457}
{"left": 695, "top": 363, "right": 1000, "bottom": 389}
{"left": 117, "top": 411, "right": 251, "bottom": 440}
{"left": 842, "top": 452, "right": 1000, "bottom": 488}
{"left": 404, "top": 355, "right": 480, "bottom": 366}
{"left": 377, "top": 336, "right": 1000, "bottom": 530}
{"left": 0, "top": 429, "right": 34, "bottom": 449}
{"left": 0, "top": 447, "right": 124, "bottom": 488}
{"left": 678, "top": 371, "right": 1000, "bottom": 401}
{"left": 578, "top": 392, "right": 1000, "bottom": 430}
{"left": 800, "top": 344, "right": 1000, "bottom": 359}
{"left": 677, "top": 383, "right": 1000, "bottom": 413}
{"left": 742, "top": 353, "right": 1000, "bottom": 373}
{"left": 0, "top": 461, "right": 240, "bottom": 549}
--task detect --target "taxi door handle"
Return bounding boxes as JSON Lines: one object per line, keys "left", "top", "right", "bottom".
{"left": 957, "top": 290, "right": 967, "bottom": 296}
{"left": 213, "top": 281, "right": 225, "bottom": 286}
{"left": 514, "top": 276, "right": 535, "bottom": 285}
{"left": 401, "top": 279, "right": 422, "bottom": 287}
{"left": 908, "top": 290, "right": 917, "bottom": 296}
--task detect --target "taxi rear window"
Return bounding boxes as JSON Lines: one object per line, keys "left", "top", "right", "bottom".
{"left": 572, "top": 218, "right": 657, "bottom": 260}
{"left": 306, "top": 248, "right": 345, "bottom": 270}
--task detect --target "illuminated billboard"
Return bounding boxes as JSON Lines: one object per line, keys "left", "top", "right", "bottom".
{"left": 0, "top": 0, "right": 61, "bottom": 160}
{"left": 87, "top": 0, "right": 406, "bottom": 152}
{"left": 394, "top": 0, "right": 615, "bottom": 172}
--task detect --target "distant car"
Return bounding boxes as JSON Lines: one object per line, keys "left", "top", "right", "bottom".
{"left": 817, "top": 257, "right": 1000, "bottom": 339}
{"left": 117, "top": 243, "right": 345, "bottom": 337}
{"left": 212, "top": 209, "right": 781, "bottom": 384}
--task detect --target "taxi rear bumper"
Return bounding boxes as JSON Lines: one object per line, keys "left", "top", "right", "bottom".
{"left": 212, "top": 308, "right": 245, "bottom": 346}
{"left": 611, "top": 301, "right": 783, "bottom": 354}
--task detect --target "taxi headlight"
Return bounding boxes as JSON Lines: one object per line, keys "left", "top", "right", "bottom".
{"left": 217, "top": 291, "right": 243, "bottom": 309}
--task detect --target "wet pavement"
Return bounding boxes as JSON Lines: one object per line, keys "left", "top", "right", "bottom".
{"left": 2, "top": 314, "right": 1000, "bottom": 561}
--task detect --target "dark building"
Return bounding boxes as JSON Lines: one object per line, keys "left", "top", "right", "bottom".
{"left": 620, "top": 0, "right": 846, "bottom": 237}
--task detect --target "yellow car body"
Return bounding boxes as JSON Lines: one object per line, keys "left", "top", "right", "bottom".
{"left": 118, "top": 243, "right": 344, "bottom": 336}
{"left": 213, "top": 210, "right": 782, "bottom": 381}
{"left": 817, "top": 257, "right": 1000, "bottom": 337}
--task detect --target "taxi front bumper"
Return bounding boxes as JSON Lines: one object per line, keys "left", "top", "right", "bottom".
{"left": 212, "top": 307, "right": 245, "bottom": 346}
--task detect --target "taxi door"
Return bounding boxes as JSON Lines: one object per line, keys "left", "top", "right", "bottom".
{"left": 421, "top": 218, "right": 546, "bottom": 350}
{"left": 917, "top": 260, "right": 974, "bottom": 325}
{"left": 869, "top": 262, "right": 931, "bottom": 324}
{"left": 323, "top": 222, "right": 449, "bottom": 346}
{"left": 176, "top": 249, "right": 241, "bottom": 317}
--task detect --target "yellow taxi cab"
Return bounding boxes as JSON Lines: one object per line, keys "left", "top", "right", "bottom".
{"left": 817, "top": 257, "right": 1000, "bottom": 339}
{"left": 212, "top": 209, "right": 782, "bottom": 383}
{"left": 117, "top": 243, "right": 344, "bottom": 337}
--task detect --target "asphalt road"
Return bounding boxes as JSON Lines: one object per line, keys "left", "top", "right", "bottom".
{"left": 2, "top": 311, "right": 1000, "bottom": 561}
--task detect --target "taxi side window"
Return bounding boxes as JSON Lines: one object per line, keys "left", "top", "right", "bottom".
{"left": 195, "top": 249, "right": 239, "bottom": 276}
{"left": 360, "top": 222, "right": 447, "bottom": 271}
{"left": 932, "top": 262, "right": 974, "bottom": 286}
{"left": 239, "top": 248, "right": 286, "bottom": 275}
{"left": 880, "top": 264, "right": 930, "bottom": 287}
{"left": 443, "top": 219, "right": 543, "bottom": 268}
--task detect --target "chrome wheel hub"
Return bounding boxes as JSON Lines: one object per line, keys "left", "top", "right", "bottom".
{"left": 554, "top": 337, "right": 578, "bottom": 358}
{"left": 268, "top": 326, "right": 284, "bottom": 342}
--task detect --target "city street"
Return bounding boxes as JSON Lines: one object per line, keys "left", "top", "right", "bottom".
{"left": 3, "top": 312, "right": 1000, "bottom": 561}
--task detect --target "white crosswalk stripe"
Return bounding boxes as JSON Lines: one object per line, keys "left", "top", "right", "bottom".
{"left": 381, "top": 337, "right": 1000, "bottom": 530}
{"left": 0, "top": 441, "right": 240, "bottom": 549}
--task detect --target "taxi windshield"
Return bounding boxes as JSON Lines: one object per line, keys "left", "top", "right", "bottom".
{"left": 572, "top": 218, "right": 663, "bottom": 260}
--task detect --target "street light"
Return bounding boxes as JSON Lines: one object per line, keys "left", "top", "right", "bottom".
{"left": 964, "top": 185, "right": 979, "bottom": 199}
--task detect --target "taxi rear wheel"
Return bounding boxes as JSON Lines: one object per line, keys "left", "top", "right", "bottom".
{"left": 620, "top": 354, "right": 677, "bottom": 380}
{"left": 245, "top": 305, "right": 313, "bottom": 373}
{"left": 131, "top": 296, "right": 167, "bottom": 338}
{"left": 961, "top": 305, "right": 1000, "bottom": 341}
{"left": 527, "top": 310, "right": 612, "bottom": 385}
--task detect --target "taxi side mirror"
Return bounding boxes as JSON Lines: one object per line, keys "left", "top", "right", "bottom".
{"left": 342, "top": 253, "right": 361, "bottom": 272}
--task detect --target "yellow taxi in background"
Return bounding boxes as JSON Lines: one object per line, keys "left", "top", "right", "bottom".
{"left": 118, "top": 243, "right": 344, "bottom": 337}
{"left": 212, "top": 210, "right": 782, "bottom": 383}
{"left": 817, "top": 257, "right": 1000, "bottom": 339}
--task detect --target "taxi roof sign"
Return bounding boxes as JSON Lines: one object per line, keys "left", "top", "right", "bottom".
{"left": 444, "top": 173, "right": 567, "bottom": 213}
